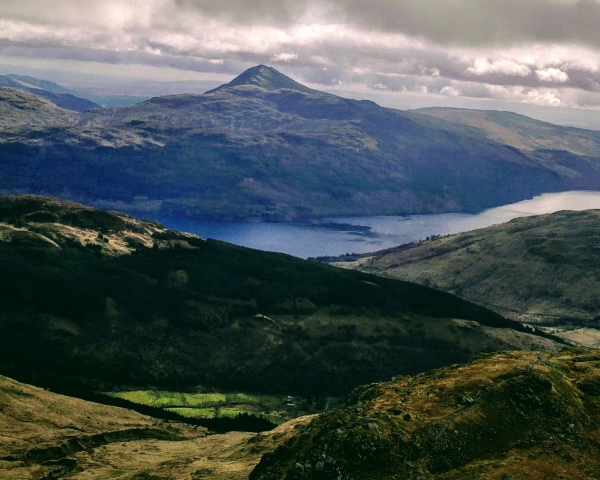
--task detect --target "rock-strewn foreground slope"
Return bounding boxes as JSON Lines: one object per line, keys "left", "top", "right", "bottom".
{"left": 251, "top": 349, "right": 600, "bottom": 480}
{"left": 3, "top": 351, "right": 600, "bottom": 479}
{"left": 0, "top": 195, "right": 562, "bottom": 397}
{"left": 333, "top": 210, "right": 600, "bottom": 346}
{"left": 2, "top": 65, "right": 600, "bottom": 221}
{"left": 0, "top": 374, "right": 311, "bottom": 479}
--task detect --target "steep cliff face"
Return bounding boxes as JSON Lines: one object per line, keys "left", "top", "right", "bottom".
{"left": 251, "top": 349, "right": 600, "bottom": 479}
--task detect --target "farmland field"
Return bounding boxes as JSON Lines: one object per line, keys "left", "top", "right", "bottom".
{"left": 106, "top": 390, "right": 340, "bottom": 425}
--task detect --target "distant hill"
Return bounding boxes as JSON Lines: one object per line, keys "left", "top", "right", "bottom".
{"left": 0, "top": 195, "right": 561, "bottom": 397}
{"left": 417, "top": 107, "right": 600, "bottom": 157}
{"left": 332, "top": 209, "right": 600, "bottom": 346}
{"left": 251, "top": 349, "right": 600, "bottom": 479}
{"left": 0, "top": 74, "right": 100, "bottom": 112}
{"left": 0, "top": 65, "right": 599, "bottom": 221}
{"left": 0, "top": 87, "right": 78, "bottom": 128}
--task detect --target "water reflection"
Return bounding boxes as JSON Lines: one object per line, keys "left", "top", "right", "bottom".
{"left": 158, "top": 191, "right": 600, "bottom": 259}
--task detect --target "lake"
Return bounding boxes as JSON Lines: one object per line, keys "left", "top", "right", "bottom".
{"left": 156, "top": 191, "right": 600, "bottom": 259}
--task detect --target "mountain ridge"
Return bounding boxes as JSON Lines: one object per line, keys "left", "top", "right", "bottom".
{"left": 0, "top": 74, "right": 100, "bottom": 112}
{"left": 0, "top": 66, "right": 599, "bottom": 221}
{"left": 416, "top": 106, "right": 600, "bottom": 156}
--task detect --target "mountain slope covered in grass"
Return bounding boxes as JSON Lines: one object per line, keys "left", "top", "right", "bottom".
{"left": 333, "top": 209, "right": 600, "bottom": 346}
{"left": 0, "top": 195, "right": 561, "bottom": 398}
{"left": 1, "top": 66, "right": 599, "bottom": 221}
{"left": 0, "top": 74, "right": 100, "bottom": 112}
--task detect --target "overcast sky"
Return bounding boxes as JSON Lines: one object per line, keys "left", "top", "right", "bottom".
{"left": 1, "top": 0, "right": 600, "bottom": 121}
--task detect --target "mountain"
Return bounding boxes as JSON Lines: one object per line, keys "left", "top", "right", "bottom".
{"left": 0, "top": 74, "right": 100, "bottom": 112}
{"left": 0, "top": 195, "right": 561, "bottom": 397}
{"left": 1, "top": 65, "right": 599, "bottom": 221}
{"left": 251, "top": 349, "right": 600, "bottom": 479}
{"left": 208, "top": 64, "right": 314, "bottom": 93}
{"left": 330, "top": 209, "right": 600, "bottom": 346}
{"left": 0, "top": 374, "right": 309, "bottom": 479}
{"left": 417, "top": 107, "right": 600, "bottom": 157}
{"left": 0, "top": 87, "right": 78, "bottom": 128}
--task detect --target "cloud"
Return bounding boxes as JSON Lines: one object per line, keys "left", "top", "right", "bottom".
{"left": 336, "top": 0, "right": 600, "bottom": 48}
{"left": 271, "top": 52, "right": 298, "bottom": 62}
{"left": 467, "top": 57, "right": 531, "bottom": 77}
{"left": 440, "top": 86, "right": 460, "bottom": 97}
{"left": 536, "top": 67, "right": 569, "bottom": 83}
{"left": 2, "top": 0, "right": 600, "bottom": 110}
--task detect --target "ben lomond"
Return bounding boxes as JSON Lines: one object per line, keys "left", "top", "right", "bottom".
{"left": 2, "top": 65, "right": 600, "bottom": 222}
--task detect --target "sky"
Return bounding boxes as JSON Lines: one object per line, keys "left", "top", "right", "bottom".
{"left": 1, "top": 0, "right": 600, "bottom": 125}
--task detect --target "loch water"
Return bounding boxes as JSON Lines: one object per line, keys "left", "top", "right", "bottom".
{"left": 157, "top": 191, "right": 600, "bottom": 259}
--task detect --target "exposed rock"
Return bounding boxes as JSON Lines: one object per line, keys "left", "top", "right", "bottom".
{"left": 250, "top": 349, "right": 600, "bottom": 479}
{"left": 0, "top": 194, "right": 200, "bottom": 256}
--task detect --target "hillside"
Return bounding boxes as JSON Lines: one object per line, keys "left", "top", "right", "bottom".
{"left": 0, "top": 74, "right": 99, "bottom": 112}
{"left": 333, "top": 210, "right": 600, "bottom": 346}
{"left": 251, "top": 349, "right": 600, "bottom": 479}
{"left": 4, "top": 350, "right": 600, "bottom": 479}
{"left": 0, "top": 195, "right": 561, "bottom": 398}
{"left": 417, "top": 107, "right": 600, "bottom": 157}
{"left": 0, "top": 65, "right": 599, "bottom": 221}
{"left": 0, "top": 87, "right": 78, "bottom": 129}
{"left": 0, "top": 374, "right": 310, "bottom": 479}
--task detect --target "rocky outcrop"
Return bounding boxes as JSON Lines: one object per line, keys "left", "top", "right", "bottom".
{"left": 251, "top": 349, "right": 600, "bottom": 479}
{"left": 0, "top": 195, "right": 199, "bottom": 256}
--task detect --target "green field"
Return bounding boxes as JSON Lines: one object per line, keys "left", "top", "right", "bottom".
{"left": 106, "top": 390, "right": 335, "bottom": 424}
{"left": 106, "top": 390, "right": 257, "bottom": 408}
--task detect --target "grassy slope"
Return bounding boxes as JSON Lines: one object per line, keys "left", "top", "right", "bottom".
{"left": 337, "top": 209, "right": 600, "bottom": 344}
{"left": 251, "top": 349, "right": 600, "bottom": 479}
{"left": 0, "top": 374, "right": 312, "bottom": 479}
{"left": 0, "top": 196, "right": 560, "bottom": 398}
{"left": 417, "top": 107, "right": 600, "bottom": 156}
{"left": 0, "top": 75, "right": 100, "bottom": 112}
{"left": 0, "top": 87, "right": 77, "bottom": 129}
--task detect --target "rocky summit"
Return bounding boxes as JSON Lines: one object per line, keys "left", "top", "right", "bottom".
{"left": 250, "top": 349, "right": 600, "bottom": 479}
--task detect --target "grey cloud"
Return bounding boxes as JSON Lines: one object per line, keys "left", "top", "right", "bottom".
{"left": 0, "top": 0, "right": 316, "bottom": 28}
{"left": 337, "top": 0, "right": 600, "bottom": 47}
{"left": 3, "top": 0, "right": 600, "bottom": 47}
{"left": 172, "top": 0, "right": 314, "bottom": 24}
{"left": 0, "top": 41, "right": 241, "bottom": 75}
{"left": 2, "top": 0, "right": 600, "bottom": 111}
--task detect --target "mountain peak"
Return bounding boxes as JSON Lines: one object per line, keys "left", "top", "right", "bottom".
{"left": 208, "top": 65, "right": 313, "bottom": 93}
